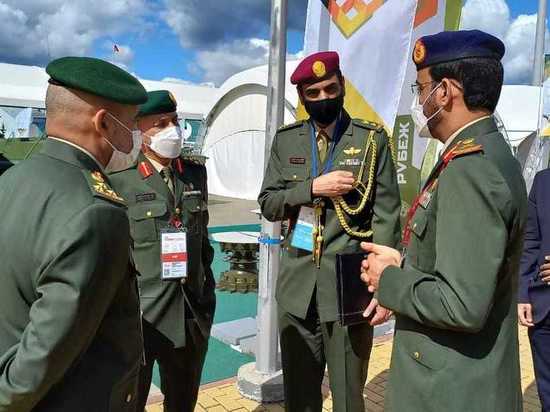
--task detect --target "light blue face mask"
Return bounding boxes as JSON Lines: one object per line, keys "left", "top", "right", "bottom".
{"left": 104, "top": 112, "right": 142, "bottom": 172}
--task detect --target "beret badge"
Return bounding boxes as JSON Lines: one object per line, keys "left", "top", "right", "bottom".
{"left": 413, "top": 40, "right": 427, "bottom": 65}
{"left": 312, "top": 60, "right": 327, "bottom": 78}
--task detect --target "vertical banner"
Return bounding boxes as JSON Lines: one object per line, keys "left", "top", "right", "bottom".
{"left": 392, "top": 0, "right": 462, "bottom": 216}
{"left": 302, "top": 0, "right": 418, "bottom": 129}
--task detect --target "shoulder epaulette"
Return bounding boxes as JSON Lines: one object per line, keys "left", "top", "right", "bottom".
{"left": 84, "top": 170, "right": 126, "bottom": 205}
{"left": 444, "top": 138, "right": 484, "bottom": 164}
{"left": 352, "top": 119, "right": 384, "bottom": 133}
{"left": 181, "top": 154, "right": 207, "bottom": 166}
{"left": 278, "top": 120, "right": 306, "bottom": 132}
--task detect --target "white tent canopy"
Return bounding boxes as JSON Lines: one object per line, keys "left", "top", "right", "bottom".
{"left": 202, "top": 60, "right": 542, "bottom": 200}
{"left": 0, "top": 61, "right": 219, "bottom": 121}
{"left": 201, "top": 60, "right": 300, "bottom": 200}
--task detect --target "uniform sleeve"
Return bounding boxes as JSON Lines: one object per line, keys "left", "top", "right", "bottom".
{"left": 378, "top": 156, "right": 513, "bottom": 333}
{"left": 372, "top": 130, "right": 401, "bottom": 248}
{"left": 0, "top": 204, "right": 131, "bottom": 410}
{"left": 518, "top": 173, "right": 542, "bottom": 303}
{"left": 258, "top": 133, "right": 314, "bottom": 222}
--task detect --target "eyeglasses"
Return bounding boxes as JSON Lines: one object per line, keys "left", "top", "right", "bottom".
{"left": 410, "top": 81, "right": 436, "bottom": 96}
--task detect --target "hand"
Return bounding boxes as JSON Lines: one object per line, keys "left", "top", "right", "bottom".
{"left": 312, "top": 171, "right": 355, "bottom": 197}
{"left": 363, "top": 298, "right": 393, "bottom": 326}
{"left": 518, "top": 303, "right": 534, "bottom": 327}
{"left": 539, "top": 258, "right": 550, "bottom": 283}
{"left": 360, "top": 242, "right": 401, "bottom": 293}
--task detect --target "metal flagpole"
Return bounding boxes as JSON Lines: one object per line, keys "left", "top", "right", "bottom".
{"left": 524, "top": 0, "right": 550, "bottom": 189}
{"left": 257, "top": 0, "right": 287, "bottom": 375}
{"left": 237, "top": 0, "right": 287, "bottom": 402}
{"left": 533, "top": 0, "right": 547, "bottom": 87}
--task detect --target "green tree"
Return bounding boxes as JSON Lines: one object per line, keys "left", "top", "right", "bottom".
{"left": 0, "top": 123, "right": 5, "bottom": 139}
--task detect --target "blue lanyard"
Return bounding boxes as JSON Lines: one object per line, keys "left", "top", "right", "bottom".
{"left": 310, "top": 115, "right": 342, "bottom": 177}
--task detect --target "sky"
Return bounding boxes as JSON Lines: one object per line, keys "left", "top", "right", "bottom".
{"left": 0, "top": 0, "right": 546, "bottom": 86}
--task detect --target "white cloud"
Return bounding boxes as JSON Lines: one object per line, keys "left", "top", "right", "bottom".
{"left": 161, "top": 77, "right": 216, "bottom": 88}
{"left": 188, "top": 38, "right": 303, "bottom": 86}
{"left": 0, "top": 0, "right": 148, "bottom": 66}
{"left": 461, "top": 0, "right": 547, "bottom": 85}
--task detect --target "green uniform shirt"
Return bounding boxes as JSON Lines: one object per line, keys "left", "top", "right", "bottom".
{"left": 0, "top": 138, "right": 142, "bottom": 412}
{"left": 378, "top": 117, "right": 527, "bottom": 412}
{"left": 259, "top": 110, "right": 401, "bottom": 322}
{"left": 110, "top": 153, "right": 216, "bottom": 348}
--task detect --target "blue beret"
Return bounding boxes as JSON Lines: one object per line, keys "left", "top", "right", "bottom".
{"left": 412, "top": 29, "right": 505, "bottom": 70}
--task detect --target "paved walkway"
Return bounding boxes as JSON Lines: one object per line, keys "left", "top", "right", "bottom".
{"left": 146, "top": 326, "right": 541, "bottom": 411}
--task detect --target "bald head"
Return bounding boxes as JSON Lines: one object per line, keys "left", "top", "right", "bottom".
{"left": 45, "top": 84, "right": 139, "bottom": 167}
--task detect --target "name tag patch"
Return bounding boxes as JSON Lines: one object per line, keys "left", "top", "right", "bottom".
{"left": 289, "top": 157, "right": 306, "bottom": 165}
{"left": 136, "top": 192, "right": 156, "bottom": 202}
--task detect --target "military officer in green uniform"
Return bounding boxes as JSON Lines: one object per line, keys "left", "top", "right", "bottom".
{"left": 109, "top": 90, "right": 216, "bottom": 412}
{"left": 361, "top": 30, "right": 527, "bottom": 411}
{"left": 258, "top": 51, "right": 401, "bottom": 412}
{"left": 0, "top": 57, "right": 147, "bottom": 411}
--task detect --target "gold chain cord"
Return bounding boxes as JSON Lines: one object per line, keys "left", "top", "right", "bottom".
{"left": 331, "top": 130, "right": 378, "bottom": 238}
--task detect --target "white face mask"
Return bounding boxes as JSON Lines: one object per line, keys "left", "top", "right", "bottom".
{"left": 410, "top": 82, "right": 443, "bottom": 139}
{"left": 104, "top": 113, "right": 142, "bottom": 173}
{"left": 148, "top": 126, "right": 183, "bottom": 159}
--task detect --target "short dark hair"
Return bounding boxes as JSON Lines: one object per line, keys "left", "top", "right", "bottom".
{"left": 429, "top": 57, "right": 503, "bottom": 112}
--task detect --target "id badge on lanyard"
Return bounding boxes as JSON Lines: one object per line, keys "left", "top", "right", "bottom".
{"left": 160, "top": 228, "right": 188, "bottom": 281}
{"left": 291, "top": 206, "right": 315, "bottom": 252}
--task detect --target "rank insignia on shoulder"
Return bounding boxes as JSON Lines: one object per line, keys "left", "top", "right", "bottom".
{"left": 91, "top": 171, "right": 105, "bottom": 183}
{"left": 343, "top": 147, "right": 361, "bottom": 156}
{"left": 289, "top": 157, "right": 306, "bottom": 165}
{"left": 87, "top": 171, "right": 126, "bottom": 205}
{"left": 138, "top": 161, "right": 154, "bottom": 179}
{"left": 445, "top": 138, "right": 484, "bottom": 163}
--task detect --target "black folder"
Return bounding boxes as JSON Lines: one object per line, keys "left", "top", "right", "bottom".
{"left": 335, "top": 251, "right": 374, "bottom": 326}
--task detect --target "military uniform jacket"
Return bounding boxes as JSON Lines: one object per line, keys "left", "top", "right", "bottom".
{"left": 110, "top": 152, "right": 216, "bottom": 348}
{"left": 378, "top": 118, "right": 527, "bottom": 412}
{"left": 259, "top": 110, "right": 401, "bottom": 322}
{"left": 0, "top": 139, "right": 142, "bottom": 412}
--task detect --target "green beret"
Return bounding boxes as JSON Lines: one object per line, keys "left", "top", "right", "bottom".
{"left": 137, "top": 90, "right": 178, "bottom": 118}
{"left": 46, "top": 56, "right": 148, "bottom": 105}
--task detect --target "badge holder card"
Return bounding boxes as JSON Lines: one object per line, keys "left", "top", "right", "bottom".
{"left": 291, "top": 206, "right": 315, "bottom": 252}
{"left": 160, "top": 228, "right": 188, "bottom": 281}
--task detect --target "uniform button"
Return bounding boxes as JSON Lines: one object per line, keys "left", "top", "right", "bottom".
{"left": 413, "top": 223, "right": 417, "bottom": 229}
{"left": 146, "top": 211, "right": 152, "bottom": 217}
{"left": 126, "top": 394, "right": 132, "bottom": 403}
{"left": 196, "top": 206, "right": 200, "bottom": 210}
{"left": 293, "top": 174, "right": 297, "bottom": 180}
{"left": 413, "top": 351, "right": 420, "bottom": 360}
{"left": 175, "top": 207, "right": 181, "bottom": 215}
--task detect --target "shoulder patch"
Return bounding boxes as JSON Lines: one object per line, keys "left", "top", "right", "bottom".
{"left": 83, "top": 170, "right": 126, "bottom": 205}
{"left": 352, "top": 119, "right": 384, "bottom": 132}
{"left": 278, "top": 120, "right": 306, "bottom": 133}
{"left": 444, "top": 138, "right": 484, "bottom": 163}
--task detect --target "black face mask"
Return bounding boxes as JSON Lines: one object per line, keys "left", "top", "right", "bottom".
{"left": 304, "top": 94, "right": 344, "bottom": 126}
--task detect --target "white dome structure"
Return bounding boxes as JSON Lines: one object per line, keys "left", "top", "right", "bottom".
{"left": 201, "top": 60, "right": 301, "bottom": 200}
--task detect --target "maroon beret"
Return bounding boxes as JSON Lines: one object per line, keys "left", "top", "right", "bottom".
{"left": 290, "top": 51, "right": 340, "bottom": 85}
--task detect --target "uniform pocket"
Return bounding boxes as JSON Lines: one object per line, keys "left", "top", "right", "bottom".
{"left": 411, "top": 209, "right": 428, "bottom": 239}
{"left": 182, "top": 195, "right": 207, "bottom": 234}
{"left": 281, "top": 167, "right": 307, "bottom": 187}
{"left": 128, "top": 202, "right": 167, "bottom": 243}
{"left": 407, "top": 335, "right": 448, "bottom": 371}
